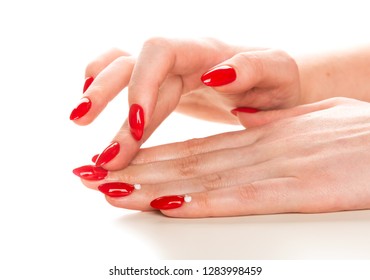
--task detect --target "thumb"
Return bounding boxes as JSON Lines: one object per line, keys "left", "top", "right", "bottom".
{"left": 200, "top": 48, "right": 298, "bottom": 94}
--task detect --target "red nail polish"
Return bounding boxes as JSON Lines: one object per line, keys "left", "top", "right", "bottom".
{"left": 69, "top": 97, "right": 91, "bottom": 120}
{"left": 98, "top": 182, "right": 135, "bottom": 197}
{"left": 73, "top": 165, "right": 108, "bottom": 181}
{"left": 129, "top": 104, "right": 144, "bottom": 141}
{"left": 83, "top": 77, "right": 94, "bottom": 93}
{"left": 95, "top": 142, "right": 120, "bottom": 167}
{"left": 150, "top": 195, "right": 185, "bottom": 210}
{"left": 201, "top": 65, "right": 236, "bottom": 87}
{"left": 91, "top": 154, "right": 99, "bottom": 163}
{"left": 231, "top": 107, "right": 260, "bottom": 116}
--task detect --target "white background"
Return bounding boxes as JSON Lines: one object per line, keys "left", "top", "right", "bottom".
{"left": 1, "top": 0, "right": 370, "bottom": 279}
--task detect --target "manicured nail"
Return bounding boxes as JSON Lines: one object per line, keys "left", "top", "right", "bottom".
{"left": 150, "top": 195, "right": 192, "bottom": 210}
{"left": 83, "top": 77, "right": 94, "bottom": 93}
{"left": 201, "top": 65, "right": 236, "bottom": 87}
{"left": 69, "top": 97, "right": 91, "bottom": 120}
{"left": 72, "top": 165, "right": 108, "bottom": 181}
{"left": 231, "top": 107, "right": 260, "bottom": 116}
{"left": 129, "top": 104, "right": 144, "bottom": 141}
{"left": 91, "top": 154, "right": 99, "bottom": 163}
{"left": 95, "top": 142, "right": 120, "bottom": 167}
{"left": 98, "top": 182, "right": 141, "bottom": 197}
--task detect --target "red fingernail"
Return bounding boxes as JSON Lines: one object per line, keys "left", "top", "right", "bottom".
{"left": 69, "top": 97, "right": 91, "bottom": 120}
{"left": 91, "top": 154, "right": 99, "bottom": 163}
{"left": 98, "top": 182, "right": 135, "bottom": 197}
{"left": 95, "top": 142, "right": 120, "bottom": 167}
{"left": 129, "top": 104, "right": 144, "bottom": 141}
{"left": 83, "top": 77, "right": 94, "bottom": 93}
{"left": 231, "top": 107, "right": 260, "bottom": 116}
{"left": 201, "top": 65, "right": 236, "bottom": 87}
{"left": 150, "top": 195, "right": 188, "bottom": 210}
{"left": 73, "top": 165, "right": 108, "bottom": 181}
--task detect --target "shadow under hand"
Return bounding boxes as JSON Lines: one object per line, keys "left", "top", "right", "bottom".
{"left": 115, "top": 210, "right": 370, "bottom": 260}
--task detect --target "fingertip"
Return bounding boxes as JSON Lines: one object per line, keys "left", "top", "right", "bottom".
{"left": 69, "top": 97, "right": 92, "bottom": 121}
{"left": 83, "top": 77, "right": 94, "bottom": 93}
{"left": 201, "top": 65, "right": 236, "bottom": 87}
{"left": 129, "top": 103, "right": 145, "bottom": 141}
{"left": 231, "top": 107, "right": 268, "bottom": 128}
{"left": 94, "top": 135, "right": 141, "bottom": 171}
{"left": 91, "top": 154, "right": 99, "bottom": 163}
{"left": 95, "top": 142, "right": 120, "bottom": 167}
{"left": 231, "top": 107, "right": 260, "bottom": 116}
{"left": 150, "top": 194, "right": 197, "bottom": 218}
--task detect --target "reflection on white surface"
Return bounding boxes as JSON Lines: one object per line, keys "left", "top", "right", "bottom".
{"left": 115, "top": 210, "right": 370, "bottom": 260}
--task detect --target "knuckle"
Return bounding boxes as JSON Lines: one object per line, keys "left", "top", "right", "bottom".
{"left": 236, "top": 52, "right": 264, "bottom": 79}
{"left": 268, "top": 48, "right": 299, "bottom": 79}
{"left": 176, "top": 154, "right": 200, "bottom": 177}
{"left": 236, "top": 183, "right": 260, "bottom": 204}
{"left": 85, "top": 60, "right": 103, "bottom": 76}
{"left": 85, "top": 48, "right": 132, "bottom": 76}
{"left": 269, "top": 48, "right": 293, "bottom": 61}
{"left": 200, "top": 173, "right": 224, "bottom": 191}
{"left": 115, "top": 168, "right": 139, "bottom": 185}
{"left": 143, "top": 36, "right": 172, "bottom": 50}
{"left": 277, "top": 50, "right": 298, "bottom": 72}
{"left": 183, "top": 137, "right": 207, "bottom": 156}
{"left": 112, "top": 55, "right": 135, "bottom": 66}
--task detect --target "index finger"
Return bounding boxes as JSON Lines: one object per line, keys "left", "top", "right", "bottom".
{"left": 126, "top": 37, "right": 235, "bottom": 141}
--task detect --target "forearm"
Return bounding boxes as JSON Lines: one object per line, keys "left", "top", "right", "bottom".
{"left": 297, "top": 46, "right": 370, "bottom": 104}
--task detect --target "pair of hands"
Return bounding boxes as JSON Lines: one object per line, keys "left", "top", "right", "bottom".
{"left": 71, "top": 38, "right": 370, "bottom": 217}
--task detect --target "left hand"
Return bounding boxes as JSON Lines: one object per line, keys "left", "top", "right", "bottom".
{"left": 71, "top": 38, "right": 300, "bottom": 170}
{"left": 79, "top": 97, "right": 370, "bottom": 218}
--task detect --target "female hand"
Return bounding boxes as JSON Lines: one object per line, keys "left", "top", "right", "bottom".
{"left": 78, "top": 97, "right": 370, "bottom": 218}
{"left": 70, "top": 38, "right": 301, "bottom": 170}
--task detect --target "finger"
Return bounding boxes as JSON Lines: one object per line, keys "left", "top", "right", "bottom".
{"left": 82, "top": 48, "right": 130, "bottom": 93}
{"left": 152, "top": 177, "right": 310, "bottom": 218}
{"left": 112, "top": 140, "right": 284, "bottom": 184}
{"left": 87, "top": 159, "right": 287, "bottom": 211}
{"left": 70, "top": 55, "right": 135, "bottom": 125}
{"left": 126, "top": 37, "right": 234, "bottom": 141}
{"left": 130, "top": 128, "right": 259, "bottom": 164}
{"left": 85, "top": 48, "right": 130, "bottom": 79}
{"left": 94, "top": 75, "right": 183, "bottom": 170}
{"left": 201, "top": 49, "right": 298, "bottom": 95}
{"left": 233, "top": 98, "right": 337, "bottom": 128}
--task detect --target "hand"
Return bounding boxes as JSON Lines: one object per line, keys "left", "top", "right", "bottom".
{"left": 78, "top": 97, "right": 370, "bottom": 218}
{"left": 70, "top": 38, "right": 301, "bottom": 170}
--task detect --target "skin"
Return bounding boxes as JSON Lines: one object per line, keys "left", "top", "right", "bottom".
{"left": 73, "top": 38, "right": 301, "bottom": 169}
{"left": 72, "top": 38, "right": 370, "bottom": 217}
{"left": 83, "top": 98, "right": 370, "bottom": 218}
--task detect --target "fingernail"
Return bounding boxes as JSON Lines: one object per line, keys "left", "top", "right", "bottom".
{"left": 91, "top": 154, "right": 99, "bottom": 163}
{"left": 150, "top": 195, "right": 192, "bottom": 210}
{"left": 83, "top": 77, "right": 94, "bottom": 93}
{"left": 98, "top": 182, "right": 141, "bottom": 197}
{"left": 129, "top": 104, "right": 145, "bottom": 141}
{"left": 95, "top": 142, "right": 120, "bottom": 167}
{"left": 231, "top": 107, "right": 260, "bottom": 116}
{"left": 72, "top": 165, "right": 108, "bottom": 181}
{"left": 69, "top": 97, "right": 91, "bottom": 120}
{"left": 201, "top": 65, "right": 236, "bottom": 87}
